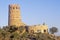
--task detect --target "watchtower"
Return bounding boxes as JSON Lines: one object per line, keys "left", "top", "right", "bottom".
{"left": 8, "top": 4, "right": 25, "bottom": 27}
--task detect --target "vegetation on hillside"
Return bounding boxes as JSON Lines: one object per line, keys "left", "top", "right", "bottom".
{"left": 49, "top": 27, "right": 58, "bottom": 34}
{"left": 0, "top": 26, "right": 59, "bottom": 40}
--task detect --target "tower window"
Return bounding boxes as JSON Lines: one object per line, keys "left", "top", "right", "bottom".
{"left": 13, "top": 7, "right": 15, "bottom": 9}
{"left": 16, "top": 7, "right": 20, "bottom": 9}
{"left": 16, "top": 7, "right": 18, "bottom": 9}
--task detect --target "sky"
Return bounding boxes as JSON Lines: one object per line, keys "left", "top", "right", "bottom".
{"left": 0, "top": 0, "right": 60, "bottom": 35}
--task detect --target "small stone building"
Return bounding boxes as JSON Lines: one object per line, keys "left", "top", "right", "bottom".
{"left": 28, "top": 23, "right": 48, "bottom": 33}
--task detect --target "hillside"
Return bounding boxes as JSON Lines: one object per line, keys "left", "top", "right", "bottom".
{"left": 0, "top": 26, "right": 60, "bottom": 40}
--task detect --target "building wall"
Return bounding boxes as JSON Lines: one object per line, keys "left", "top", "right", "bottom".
{"left": 28, "top": 24, "right": 48, "bottom": 33}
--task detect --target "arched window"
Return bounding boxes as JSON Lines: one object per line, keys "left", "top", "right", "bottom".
{"left": 13, "top": 7, "right": 15, "bottom": 9}
{"left": 16, "top": 7, "right": 20, "bottom": 9}
{"left": 16, "top": 7, "right": 19, "bottom": 9}
{"left": 44, "top": 30, "right": 46, "bottom": 32}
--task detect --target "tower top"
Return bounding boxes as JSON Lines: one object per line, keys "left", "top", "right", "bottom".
{"left": 9, "top": 4, "right": 20, "bottom": 13}
{"left": 9, "top": 4, "right": 20, "bottom": 7}
{"left": 9, "top": 4, "right": 20, "bottom": 9}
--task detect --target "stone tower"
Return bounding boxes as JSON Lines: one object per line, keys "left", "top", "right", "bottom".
{"left": 8, "top": 4, "right": 25, "bottom": 27}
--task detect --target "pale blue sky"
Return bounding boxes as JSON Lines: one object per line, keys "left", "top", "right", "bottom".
{"left": 0, "top": 0, "right": 60, "bottom": 35}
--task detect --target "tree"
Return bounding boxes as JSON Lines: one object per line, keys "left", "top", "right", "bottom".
{"left": 8, "top": 25, "right": 18, "bottom": 33}
{"left": 49, "top": 27, "right": 58, "bottom": 34}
